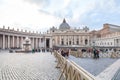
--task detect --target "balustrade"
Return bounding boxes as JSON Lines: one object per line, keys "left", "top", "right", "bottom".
{"left": 54, "top": 51, "right": 96, "bottom": 80}
{"left": 70, "top": 51, "right": 120, "bottom": 58}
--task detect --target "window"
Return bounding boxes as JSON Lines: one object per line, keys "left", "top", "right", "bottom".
{"left": 66, "top": 42, "right": 68, "bottom": 45}
{"left": 85, "top": 39, "right": 88, "bottom": 45}
{"left": 61, "top": 39, "right": 64, "bottom": 45}
{"left": 69, "top": 41, "right": 71, "bottom": 45}
{"left": 76, "top": 38, "right": 79, "bottom": 45}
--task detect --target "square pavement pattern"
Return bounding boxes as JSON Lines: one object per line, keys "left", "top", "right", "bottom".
{"left": 69, "top": 55, "right": 118, "bottom": 76}
{"left": 0, "top": 52, "right": 60, "bottom": 80}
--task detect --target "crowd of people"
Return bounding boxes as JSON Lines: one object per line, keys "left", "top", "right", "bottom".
{"left": 93, "top": 49, "right": 99, "bottom": 59}
{"left": 54, "top": 47, "right": 120, "bottom": 59}
{"left": 58, "top": 49, "right": 70, "bottom": 58}
{"left": 58, "top": 48, "right": 100, "bottom": 59}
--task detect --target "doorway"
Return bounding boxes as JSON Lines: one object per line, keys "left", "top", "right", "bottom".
{"left": 46, "top": 38, "right": 50, "bottom": 48}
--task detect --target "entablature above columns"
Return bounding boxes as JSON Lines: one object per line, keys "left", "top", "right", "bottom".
{"left": 0, "top": 32, "right": 43, "bottom": 39}
{"left": 52, "top": 33, "right": 90, "bottom": 36}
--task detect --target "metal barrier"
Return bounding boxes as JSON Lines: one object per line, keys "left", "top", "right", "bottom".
{"left": 54, "top": 51, "right": 96, "bottom": 80}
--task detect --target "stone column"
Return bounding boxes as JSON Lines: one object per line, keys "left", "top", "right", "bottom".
{"left": 3, "top": 34, "right": 5, "bottom": 49}
{"left": 87, "top": 36, "right": 89, "bottom": 46}
{"left": 79, "top": 36, "right": 81, "bottom": 45}
{"left": 68, "top": 36, "right": 69, "bottom": 45}
{"left": 64, "top": 36, "right": 66, "bottom": 45}
{"left": 118, "top": 39, "right": 120, "bottom": 47}
{"left": 82, "top": 36, "right": 85, "bottom": 45}
{"left": 32, "top": 38, "right": 34, "bottom": 49}
{"left": 34, "top": 38, "right": 36, "bottom": 49}
{"left": 59, "top": 36, "right": 61, "bottom": 45}
{"left": 71, "top": 36, "right": 73, "bottom": 45}
{"left": 21, "top": 37, "right": 23, "bottom": 48}
{"left": 5, "top": 36, "right": 7, "bottom": 49}
{"left": 37, "top": 38, "right": 39, "bottom": 48}
{"left": 55, "top": 36, "right": 57, "bottom": 45}
{"left": 12, "top": 36, "right": 14, "bottom": 48}
{"left": 17, "top": 36, "right": 19, "bottom": 48}
{"left": 73, "top": 36, "right": 75, "bottom": 45}
{"left": 50, "top": 38, "right": 52, "bottom": 48}
{"left": 39, "top": 38, "right": 41, "bottom": 48}
{"left": 44, "top": 37, "right": 46, "bottom": 49}
{"left": 8, "top": 35, "right": 10, "bottom": 49}
{"left": 67, "top": 36, "right": 68, "bottom": 45}
{"left": 72, "top": 36, "right": 74, "bottom": 45}
{"left": 36, "top": 38, "right": 38, "bottom": 49}
{"left": 74, "top": 36, "right": 77, "bottom": 45}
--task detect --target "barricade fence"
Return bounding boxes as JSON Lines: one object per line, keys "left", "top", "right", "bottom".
{"left": 54, "top": 51, "right": 96, "bottom": 80}
{"left": 70, "top": 51, "right": 120, "bottom": 58}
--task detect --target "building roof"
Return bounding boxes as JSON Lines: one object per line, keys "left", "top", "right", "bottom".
{"left": 59, "top": 18, "right": 70, "bottom": 30}
{"left": 108, "top": 24, "right": 120, "bottom": 32}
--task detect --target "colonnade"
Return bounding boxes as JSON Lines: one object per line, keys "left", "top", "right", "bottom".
{"left": 0, "top": 34, "right": 51, "bottom": 49}
{"left": 54, "top": 35, "right": 90, "bottom": 46}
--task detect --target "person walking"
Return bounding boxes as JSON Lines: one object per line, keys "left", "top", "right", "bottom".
{"left": 93, "top": 49, "right": 97, "bottom": 59}
{"left": 96, "top": 49, "right": 99, "bottom": 58}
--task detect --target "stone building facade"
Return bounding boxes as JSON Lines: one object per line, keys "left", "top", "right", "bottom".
{"left": 92, "top": 23, "right": 120, "bottom": 47}
{"left": 48, "top": 19, "right": 90, "bottom": 47}
{"left": 0, "top": 19, "right": 90, "bottom": 49}
{"left": 0, "top": 19, "right": 120, "bottom": 50}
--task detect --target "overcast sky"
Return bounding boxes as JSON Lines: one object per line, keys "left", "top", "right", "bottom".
{"left": 0, "top": 0, "right": 120, "bottom": 32}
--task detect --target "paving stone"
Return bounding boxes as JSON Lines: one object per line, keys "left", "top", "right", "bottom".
{"left": 69, "top": 55, "right": 118, "bottom": 76}
{"left": 0, "top": 52, "right": 60, "bottom": 80}
{"left": 0, "top": 51, "right": 119, "bottom": 80}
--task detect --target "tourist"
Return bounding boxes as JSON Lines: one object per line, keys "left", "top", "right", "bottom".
{"left": 66, "top": 49, "right": 69, "bottom": 57}
{"left": 61, "top": 50, "right": 65, "bottom": 57}
{"left": 32, "top": 49, "right": 35, "bottom": 53}
{"left": 93, "top": 49, "right": 97, "bottom": 59}
{"left": 96, "top": 49, "right": 99, "bottom": 58}
{"left": 78, "top": 49, "right": 82, "bottom": 57}
{"left": 38, "top": 49, "right": 41, "bottom": 52}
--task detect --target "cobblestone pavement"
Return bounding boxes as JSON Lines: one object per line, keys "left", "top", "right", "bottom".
{"left": 0, "top": 52, "right": 60, "bottom": 80}
{"left": 0, "top": 51, "right": 119, "bottom": 80}
{"left": 114, "top": 69, "right": 120, "bottom": 80}
{"left": 69, "top": 55, "right": 118, "bottom": 76}
{"left": 112, "top": 68, "right": 120, "bottom": 80}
